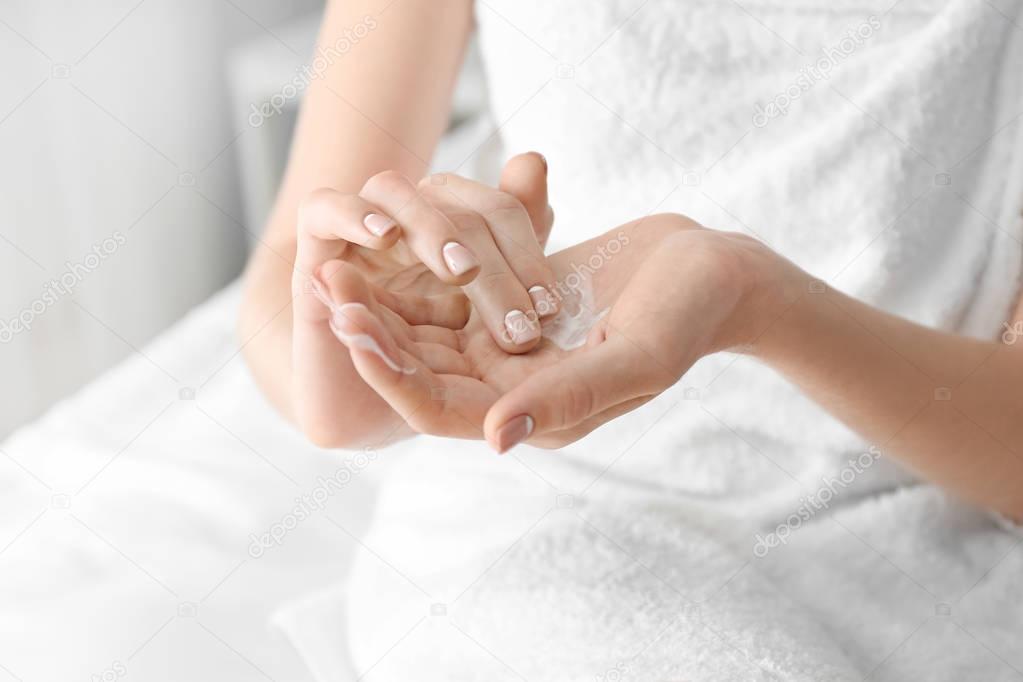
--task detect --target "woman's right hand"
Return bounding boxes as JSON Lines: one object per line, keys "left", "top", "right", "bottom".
{"left": 290, "top": 152, "right": 557, "bottom": 448}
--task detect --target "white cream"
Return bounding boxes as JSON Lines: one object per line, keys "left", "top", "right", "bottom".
{"left": 328, "top": 314, "right": 416, "bottom": 375}
{"left": 541, "top": 275, "right": 608, "bottom": 351}
{"left": 308, "top": 278, "right": 416, "bottom": 375}
{"left": 309, "top": 274, "right": 605, "bottom": 362}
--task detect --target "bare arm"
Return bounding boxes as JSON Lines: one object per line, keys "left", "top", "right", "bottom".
{"left": 351, "top": 207, "right": 1023, "bottom": 519}
{"left": 752, "top": 274, "right": 1023, "bottom": 519}
{"left": 238, "top": 0, "right": 473, "bottom": 422}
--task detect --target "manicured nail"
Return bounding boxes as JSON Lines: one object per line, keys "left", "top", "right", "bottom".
{"left": 364, "top": 213, "right": 397, "bottom": 237}
{"left": 504, "top": 309, "right": 541, "bottom": 345}
{"left": 309, "top": 275, "right": 332, "bottom": 308}
{"left": 532, "top": 151, "right": 547, "bottom": 174}
{"left": 329, "top": 303, "right": 414, "bottom": 374}
{"left": 528, "top": 285, "right": 558, "bottom": 317}
{"left": 495, "top": 414, "right": 534, "bottom": 454}
{"left": 442, "top": 242, "right": 479, "bottom": 276}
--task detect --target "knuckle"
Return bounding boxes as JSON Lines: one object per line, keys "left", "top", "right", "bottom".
{"left": 301, "top": 187, "right": 337, "bottom": 209}
{"left": 449, "top": 210, "right": 487, "bottom": 234}
{"left": 418, "top": 173, "right": 451, "bottom": 189}
{"left": 507, "top": 252, "right": 549, "bottom": 279}
{"left": 472, "top": 270, "right": 521, "bottom": 297}
{"left": 641, "top": 212, "right": 701, "bottom": 239}
{"left": 481, "top": 194, "right": 528, "bottom": 221}
{"left": 493, "top": 190, "right": 526, "bottom": 211}
{"left": 298, "top": 188, "right": 339, "bottom": 233}
{"left": 364, "top": 169, "right": 412, "bottom": 197}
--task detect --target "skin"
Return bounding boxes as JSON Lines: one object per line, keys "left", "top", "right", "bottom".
{"left": 241, "top": 1, "right": 1023, "bottom": 519}
{"left": 239, "top": 0, "right": 557, "bottom": 446}
{"left": 333, "top": 196, "right": 1023, "bottom": 521}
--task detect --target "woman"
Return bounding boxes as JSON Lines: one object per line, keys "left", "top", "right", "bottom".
{"left": 241, "top": 0, "right": 1023, "bottom": 678}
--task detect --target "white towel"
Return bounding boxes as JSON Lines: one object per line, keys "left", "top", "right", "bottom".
{"left": 278, "top": 1, "right": 1023, "bottom": 679}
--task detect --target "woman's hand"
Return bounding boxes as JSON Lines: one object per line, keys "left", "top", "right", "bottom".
{"left": 291, "top": 152, "right": 560, "bottom": 447}
{"left": 326, "top": 211, "right": 797, "bottom": 451}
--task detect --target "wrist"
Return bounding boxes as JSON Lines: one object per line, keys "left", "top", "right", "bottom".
{"left": 739, "top": 265, "right": 835, "bottom": 365}
{"left": 708, "top": 236, "right": 809, "bottom": 357}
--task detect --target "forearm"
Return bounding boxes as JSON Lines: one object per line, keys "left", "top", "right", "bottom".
{"left": 752, "top": 278, "right": 1023, "bottom": 519}
{"left": 238, "top": 0, "right": 471, "bottom": 427}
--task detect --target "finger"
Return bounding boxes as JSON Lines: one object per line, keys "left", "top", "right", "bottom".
{"left": 295, "top": 188, "right": 401, "bottom": 276}
{"left": 322, "top": 262, "right": 496, "bottom": 436}
{"left": 371, "top": 300, "right": 467, "bottom": 370}
{"left": 313, "top": 260, "right": 410, "bottom": 375}
{"left": 529, "top": 396, "right": 654, "bottom": 449}
{"left": 498, "top": 151, "right": 553, "bottom": 247}
{"left": 371, "top": 286, "right": 470, "bottom": 330}
{"left": 359, "top": 170, "right": 481, "bottom": 286}
{"left": 348, "top": 298, "right": 468, "bottom": 374}
{"left": 342, "top": 310, "right": 496, "bottom": 437}
{"left": 450, "top": 219, "right": 545, "bottom": 352}
{"left": 483, "top": 336, "right": 668, "bottom": 453}
{"left": 372, "top": 303, "right": 435, "bottom": 354}
{"left": 429, "top": 175, "right": 560, "bottom": 322}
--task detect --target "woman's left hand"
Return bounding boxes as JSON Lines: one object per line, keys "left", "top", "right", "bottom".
{"left": 326, "top": 210, "right": 800, "bottom": 452}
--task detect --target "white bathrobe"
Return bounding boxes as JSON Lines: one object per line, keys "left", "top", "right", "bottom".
{"left": 282, "top": 1, "right": 1023, "bottom": 679}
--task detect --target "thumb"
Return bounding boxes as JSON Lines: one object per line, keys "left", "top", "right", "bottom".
{"left": 483, "top": 335, "right": 666, "bottom": 453}
{"left": 499, "top": 151, "right": 553, "bottom": 247}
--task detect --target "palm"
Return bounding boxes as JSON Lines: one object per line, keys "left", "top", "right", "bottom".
{"left": 347, "top": 211, "right": 758, "bottom": 449}
{"left": 352, "top": 243, "right": 452, "bottom": 296}
{"left": 383, "top": 219, "right": 678, "bottom": 438}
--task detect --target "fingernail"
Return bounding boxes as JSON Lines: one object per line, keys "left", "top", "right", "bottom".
{"left": 495, "top": 414, "right": 534, "bottom": 454}
{"left": 442, "top": 242, "right": 479, "bottom": 276}
{"left": 309, "top": 275, "right": 332, "bottom": 309}
{"left": 532, "top": 151, "right": 547, "bottom": 175}
{"left": 504, "top": 309, "right": 541, "bottom": 345}
{"left": 528, "top": 285, "right": 558, "bottom": 317}
{"left": 364, "top": 213, "right": 397, "bottom": 237}
{"left": 329, "top": 303, "right": 414, "bottom": 374}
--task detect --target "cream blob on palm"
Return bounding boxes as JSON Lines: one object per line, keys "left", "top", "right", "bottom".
{"left": 311, "top": 273, "right": 605, "bottom": 365}
{"left": 541, "top": 275, "right": 608, "bottom": 351}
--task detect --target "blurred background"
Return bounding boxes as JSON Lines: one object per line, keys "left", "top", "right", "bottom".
{"left": 0, "top": 0, "right": 325, "bottom": 437}
{"left": 0, "top": 7, "right": 501, "bottom": 678}
{"left": 0, "top": 0, "right": 493, "bottom": 439}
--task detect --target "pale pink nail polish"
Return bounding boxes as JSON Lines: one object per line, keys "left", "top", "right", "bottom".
{"left": 442, "top": 242, "right": 479, "bottom": 276}
{"left": 495, "top": 414, "right": 534, "bottom": 453}
{"left": 528, "top": 285, "right": 558, "bottom": 317}
{"left": 533, "top": 151, "right": 547, "bottom": 174}
{"left": 364, "top": 213, "right": 397, "bottom": 237}
{"left": 504, "top": 309, "right": 541, "bottom": 345}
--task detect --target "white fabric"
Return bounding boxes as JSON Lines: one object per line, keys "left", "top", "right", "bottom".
{"left": 0, "top": 284, "right": 367, "bottom": 682}
{"left": 4, "top": 1, "right": 1023, "bottom": 680}
{"left": 329, "top": 1, "right": 1023, "bottom": 680}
